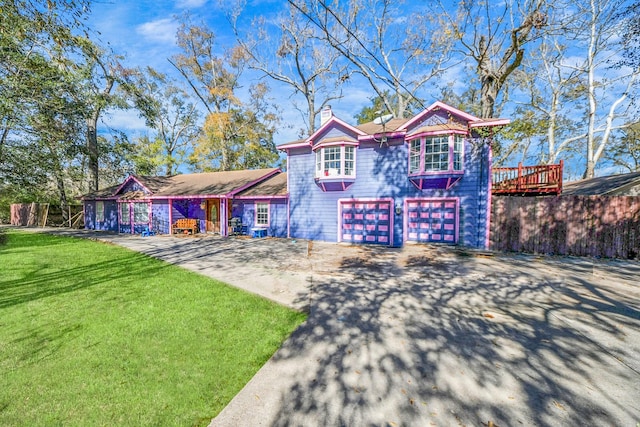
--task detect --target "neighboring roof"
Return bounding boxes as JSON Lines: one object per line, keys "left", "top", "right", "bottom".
{"left": 236, "top": 172, "right": 288, "bottom": 197}
{"left": 82, "top": 168, "right": 281, "bottom": 200}
{"left": 562, "top": 172, "right": 640, "bottom": 195}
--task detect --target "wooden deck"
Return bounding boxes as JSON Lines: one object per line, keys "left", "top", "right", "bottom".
{"left": 492, "top": 161, "right": 563, "bottom": 195}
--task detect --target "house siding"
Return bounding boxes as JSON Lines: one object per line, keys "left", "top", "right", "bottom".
{"left": 287, "top": 130, "right": 491, "bottom": 248}
{"left": 152, "top": 200, "right": 170, "bottom": 234}
{"left": 233, "top": 199, "right": 288, "bottom": 237}
{"left": 85, "top": 200, "right": 119, "bottom": 232}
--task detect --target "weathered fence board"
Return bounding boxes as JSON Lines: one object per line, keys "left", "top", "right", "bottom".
{"left": 491, "top": 195, "right": 640, "bottom": 259}
{"left": 10, "top": 204, "right": 83, "bottom": 227}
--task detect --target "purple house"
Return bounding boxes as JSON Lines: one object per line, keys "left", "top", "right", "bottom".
{"left": 82, "top": 168, "right": 288, "bottom": 237}
{"left": 279, "top": 101, "right": 509, "bottom": 249}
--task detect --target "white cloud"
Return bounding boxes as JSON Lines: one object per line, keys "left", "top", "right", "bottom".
{"left": 136, "top": 18, "right": 178, "bottom": 44}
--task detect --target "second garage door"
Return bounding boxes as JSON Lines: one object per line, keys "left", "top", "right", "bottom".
{"left": 405, "top": 198, "right": 458, "bottom": 244}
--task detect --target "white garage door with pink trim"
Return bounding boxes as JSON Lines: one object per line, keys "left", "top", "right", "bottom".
{"left": 339, "top": 199, "right": 393, "bottom": 245}
{"left": 405, "top": 198, "right": 458, "bottom": 244}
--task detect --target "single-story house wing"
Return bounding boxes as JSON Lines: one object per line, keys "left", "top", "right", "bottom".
{"left": 81, "top": 168, "right": 287, "bottom": 237}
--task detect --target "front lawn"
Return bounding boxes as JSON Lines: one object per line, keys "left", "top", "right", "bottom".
{"left": 0, "top": 230, "right": 306, "bottom": 426}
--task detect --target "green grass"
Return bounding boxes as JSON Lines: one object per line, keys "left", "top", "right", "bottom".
{"left": 0, "top": 231, "right": 306, "bottom": 426}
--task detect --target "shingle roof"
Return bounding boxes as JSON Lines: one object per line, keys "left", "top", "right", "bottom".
{"left": 82, "top": 168, "right": 281, "bottom": 199}
{"left": 562, "top": 172, "right": 640, "bottom": 195}
{"left": 355, "top": 118, "right": 409, "bottom": 135}
{"left": 236, "top": 172, "right": 288, "bottom": 197}
{"left": 148, "top": 168, "right": 279, "bottom": 197}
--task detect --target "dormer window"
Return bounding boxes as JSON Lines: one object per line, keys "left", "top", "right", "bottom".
{"left": 409, "top": 134, "right": 464, "bottom": 174}
{"left": 407, "top": 133, "right": 465, "bottom": 190}
{"left": 315, "top": 145, "right": 356, "bottom": 179}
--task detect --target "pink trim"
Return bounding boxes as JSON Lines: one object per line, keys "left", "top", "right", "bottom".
{"left": 470, "top": 118, "right": 510, "bottom": 127}
{"left": 221, "top": 198, "right": 228, "bottom": 237}
{"left": 226, "top": 169, "right": 281, "bottom": 197}
{"left": 277, "top": 141, "right": 312, "bottom": 150}
{"left": 113, "top": 175, "right": 153, "bottom": 196}
{"left": 485, "top": 145, "right": 493, "bottom": 250}
{"left": 287, "top": 156, "right": 291, "bottom": 238}
{"left": 168, "top": 198, "right": 173, "bottom": 234}
{"left": 312, "top": 140, "right": 359, "bottom": 150}
{"left": 407, "top": 128, "right": 468, "bottom": 138}
{"left": 399, "top": 101, "right": 479, "bottom": 131}
{"left": 307, "top": 116, "right": 367, "bottom": 144}
{"left": 233, "top": 195, "right": 287, "bottom": 200}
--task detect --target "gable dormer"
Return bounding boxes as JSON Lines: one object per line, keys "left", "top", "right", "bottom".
{"left": 401, "top": 102, "right": 508, "bottom": 190}
{"left": 309, "top": 113, "right": 367, "bottom": 192}
{"left": 113, "top": 175, "right": 154, "bottom": 199}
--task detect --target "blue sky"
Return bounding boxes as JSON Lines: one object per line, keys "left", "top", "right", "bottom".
{"left": 87, "top": 0, "right": 372, "bottom": 145}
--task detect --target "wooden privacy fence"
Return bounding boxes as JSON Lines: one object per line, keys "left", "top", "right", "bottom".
{"left": 10, "top": 203, "right": 84, "bottom": 228}
{"left": 491, "top": 196, "right": 640, "bottom": 259}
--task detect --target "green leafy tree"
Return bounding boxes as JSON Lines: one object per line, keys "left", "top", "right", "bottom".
{"left": 121, "top": 66, "right": 199, "bottom": 175}
{"left": 170, "top": 17, "right": 280, "bottom": 171}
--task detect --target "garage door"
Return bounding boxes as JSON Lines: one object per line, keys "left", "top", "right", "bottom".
{"left": 340, "top": 200, "right": 392, "bottom": 245}
{"left": 406, "top": 198, "right": 458, "bottom": 244}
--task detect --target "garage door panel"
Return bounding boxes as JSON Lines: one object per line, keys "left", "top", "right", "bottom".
{"left": 406, "top": 198, "right": 458, "bottom": 244}
{"left": 341, "top": 200, "right": 392, "bottom": 245}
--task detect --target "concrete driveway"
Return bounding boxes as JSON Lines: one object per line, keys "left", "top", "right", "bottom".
{"left": 39, "top": 230, "right": 640, "bottom": 426}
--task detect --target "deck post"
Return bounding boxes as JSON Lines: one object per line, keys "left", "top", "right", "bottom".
{"left": 517, "top": 162, "right": 523, "bottom": 191}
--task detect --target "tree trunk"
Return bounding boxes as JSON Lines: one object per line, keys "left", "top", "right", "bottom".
{"left": 480, "top": 74, "right": 498, "bottom": 119}
{"left": 55, "top": 171, "right": 69, "bottom": 224}
{"left": 87, "top": 113, "right": 99, "bottom": 191}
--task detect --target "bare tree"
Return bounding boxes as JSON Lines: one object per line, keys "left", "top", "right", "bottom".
{"left": 438, "top": 0, "right": 548, "bottom": 118}
{"left": 230, "top": 2, "right": 345, "bottom": 135}
{"left": 288, "top": 0, "right": 454, "bottom": 118}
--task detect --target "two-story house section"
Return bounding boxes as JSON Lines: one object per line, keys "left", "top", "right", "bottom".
{"left": 278, "top": 101, "right": 509, "bottom": 249}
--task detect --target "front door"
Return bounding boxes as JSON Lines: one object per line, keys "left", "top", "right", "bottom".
{"left": 206, "top": 199, "right": 220, "bottom": 233}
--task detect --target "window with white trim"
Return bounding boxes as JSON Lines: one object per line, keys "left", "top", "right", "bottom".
{"left": 314, "top": 145, "right": 356, "bottom": 178}
{"left": 133, "top": 202, "right": 148, "bottom": 224}
{"left": 120, "top": 203, "right": 131, "bottom": 225}
{"left": 96, "top": 201, "right": 104, "bottom": 222}
{"left": 256, "top": 202, "right": 269, "bottom": 226}
{"left": 408, "top": 134, "right": 465, "bottom": 174}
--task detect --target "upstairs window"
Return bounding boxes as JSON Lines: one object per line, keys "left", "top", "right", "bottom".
{"left": 315, "top": 145, "right": 356, "bottom": 178}
{"left": 408, "top": 134, "right": 465, "bottom": 174}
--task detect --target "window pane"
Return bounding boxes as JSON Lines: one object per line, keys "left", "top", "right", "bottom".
{"left": 256, "top": 202, "right": 269, "bottom": 226}
{"left": 120, "top": 203, "right": 130, "bottom": 224}
{"left": 96, "top": 202, "right": 104, "bottom": 221}
{"left": 344, "top": 146, "right": 355, "bottom": 176}
{"left": 324, "top": 147, "right": 341, "bottom": 175}
{"left": 316, "top": 150, "right": 322, "bottom": 176}
{"left": 133, "top": 202, "right": 148, "bottom": 223}
{"left": 409, "top": 139, "right": 421, "bottom": 173}
{"left": 424, "top": 136, "right": 449, "bottom": 171}
{"left": 453, "top": 135, "right": 463, "bottom": 171}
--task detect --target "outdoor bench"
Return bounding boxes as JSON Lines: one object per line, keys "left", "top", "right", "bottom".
{"left": 173, "top": 218, "right": 198, "bottom": 235}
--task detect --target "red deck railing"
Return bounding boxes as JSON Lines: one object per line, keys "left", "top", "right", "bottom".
{"left": 492, "top": 160, "right": 563, "bottom": 195}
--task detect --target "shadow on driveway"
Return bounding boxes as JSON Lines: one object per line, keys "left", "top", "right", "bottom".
{"left": 14, "top": 227, "right": 640, "bottom": 426}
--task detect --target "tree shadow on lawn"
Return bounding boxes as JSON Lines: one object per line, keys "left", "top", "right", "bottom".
{"left": 269, "top": 247, "right": 640, "bottom": 426}
{"left": 0, "top": 237, "right": 170, "bottom": 310}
